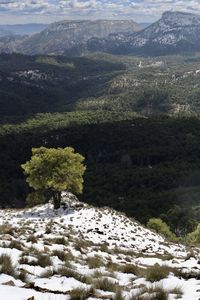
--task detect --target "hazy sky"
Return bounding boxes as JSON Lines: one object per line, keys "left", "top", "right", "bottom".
{"left": 0, "top": 0, "right": 200, "bottom": 24}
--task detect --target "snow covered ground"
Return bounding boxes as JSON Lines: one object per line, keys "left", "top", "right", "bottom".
{"left": 0, "top": 195, "right": 199, "bottom": 300}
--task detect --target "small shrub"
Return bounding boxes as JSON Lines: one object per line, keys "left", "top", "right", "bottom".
{"left": 113, "top": 290, "right": 124, "bottom": 300}
{"left": 51, "top": 237, "right": 68, "bottom": 245}
{"left": 145, "top": 264, "right": 170, "bottom": 282}
{"left": 0, "top": 254, "right": 16, "bottom": 277}
{"left": 36, "top": 253, "right": 52, "bottom": 268}
{"left": 94, "top": 278, "right": 118, "bottom": 292}
{"left": 187, "top": 224, "right": 200, "bottom": 244}
{"left": 147, "top": 218, "right": 176, "bottom": 240}
{"left": 155, "top": 288, "right": 168, "bottom": 300}
{"left": 92, "top": 270, "right": 116, "bottom": 279}
{"left": 27, "top": 246, "right": 40, "bottom": 256}
{"left": 100, "top": 243, "right": 109, "bottom": 253}
{"left": 57, "top": 267, "right": 92, "bottom": 284}
{"left": 27, "top": 235, "right": 37, "bottom": 243}
{"left": 119, "top": 264, "right": 139, "bottom": 275}
{"left": 87, "top": 256, "right": 105, "bottom": 269}
{"left": 45, "top": 226, "right": 52, "bottom": 234}
{"left": 169, "top": 286, "right": 183, "bottom": 297}
{"left": 52, "top": 250, "right": 67, "bottom": 261}
{"left": 147, "top": 286, "right": 168, "bottom": 300}
{"left": 69, "top": 287, "right": 95, "bottom": 300}
{"left": 73, "top": 238, "right": 92, "bottom": 252}
{"left": 52, "top": 249, "right": 74, "bottom": 262}
{"left": 9, "top": 240, "right": 23, "bottom": 250}
{"left": 130, "top": 286, "right": 168, "bottom": 300}
{"left": 18, "top": 269, "right": 28, "bottom": 282}
{"left": 57, "top": 266, "right": 75, "bottom": 277}
{"left": 0, "top": 225, "right": 14, "bottom": 236}
{"left": 107, "top": 261, "right": 119, "bottom": 272}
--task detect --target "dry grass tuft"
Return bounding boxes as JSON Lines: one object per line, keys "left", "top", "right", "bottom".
{"left": 69, "top": 287, "right": 95, "bottom": 300}
{"left": 145, "top": 264, "right": 170, "bottom": 282}
{"left": 0, "top": 253, "right": 16, "bottom": 277}
{"left": 94, "top": 278, "right": 118, "bottom": 292}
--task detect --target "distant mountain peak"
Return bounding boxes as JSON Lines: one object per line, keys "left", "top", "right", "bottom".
{"left": 86, "top": 11, "right": 200, "bottom": 55}
{"left": 161, "top": 10, "right": 200, "bottom": 25}
{"left": 162, "top": 10, "right": 198, "bottom": 18}
{"left": 1, "top": 12, "right": 200, "bottom": 56}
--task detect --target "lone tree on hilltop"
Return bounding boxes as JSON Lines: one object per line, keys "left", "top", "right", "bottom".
{"left": 21, "top": 147, "right": 86, "bottom": 209}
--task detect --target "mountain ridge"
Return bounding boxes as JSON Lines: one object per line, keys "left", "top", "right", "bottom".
{"left": 2, "top": 12, "right": 200, "bottom": 56}
{"left": 10, "top": 19, "right": 139, "bottom": 56}
{"left": 87, "top": 11, "right": 200, "bottom": 55}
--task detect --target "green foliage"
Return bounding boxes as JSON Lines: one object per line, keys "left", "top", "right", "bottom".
{"left": 1, "top": 108, "right": 200, "bottom": 233}
{"left": 0, "top": 53, "right": 124, "bottom": 120}
{"left": 187, "top": 223, "right": 200, "bottom": 244}
{"left": 147, "top": 218, "right": 176, "bottom": 240}
{"left": 0, "top": 110, "right": 137, "bottom": 136}
{"left": 36, "top": 56, "right": 75, "bottom": 69}
{"left": 160, "top": 205, "right": 197, "bottom": 236}
{"left": 133, "top": 87, "right": 171, "bottom": 116}
{"left": 5, "top": 52, "right": 200, "bottom": 236}
{"left": 26, "top": 191, "right": 46, "bottom": 207}
{"left": 21, "top": 147, "right": 86, "bottom": 209}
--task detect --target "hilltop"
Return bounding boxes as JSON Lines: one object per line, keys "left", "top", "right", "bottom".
{"left": 0, "top": 194, "right": 199, "bottom": 299}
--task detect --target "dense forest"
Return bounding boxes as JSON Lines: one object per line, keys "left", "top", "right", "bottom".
{"left": 0, "top": 53, "right": 125, "bottom": 121}
{"left": 3, "top": 53, "right": 200, "bottom": 122}
{"left": 1, "top": 111, "right": 200, "bottom": 234}
{"left": 2, "top": 53, "right": 200, "bottom": 234}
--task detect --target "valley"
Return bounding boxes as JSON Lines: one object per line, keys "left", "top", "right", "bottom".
{"left": 2, "top": 52, "right": 200, "bottom": 232}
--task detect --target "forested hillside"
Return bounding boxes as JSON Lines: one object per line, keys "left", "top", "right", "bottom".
{"left": 2, "top": 52, "right": 200, "bottom": 233}
{"left": 0, "top": 53, "right": 124, "bottom": 121}
{"left": 2, "top": 53, "right": 200, "bottom": 123}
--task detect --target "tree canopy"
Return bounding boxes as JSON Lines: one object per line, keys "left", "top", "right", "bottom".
{"left": 21, "top": 146, "right": 86, "bottom": 209}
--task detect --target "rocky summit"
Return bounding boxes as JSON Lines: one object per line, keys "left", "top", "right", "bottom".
{"left": 87, "top": 11, "right": 200, "bottom": 55}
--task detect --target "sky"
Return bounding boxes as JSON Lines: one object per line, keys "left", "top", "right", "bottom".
{"left": 0, "top": 0, "right": 200, "bottom": 25}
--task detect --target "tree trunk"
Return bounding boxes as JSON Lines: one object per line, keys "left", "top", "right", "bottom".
{"left": 52, "top": 191, "right": 61, "bottom": 209}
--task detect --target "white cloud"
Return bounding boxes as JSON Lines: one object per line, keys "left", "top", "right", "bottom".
{"left": 0, "top": 0, "right": 200, "bottom": 24}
